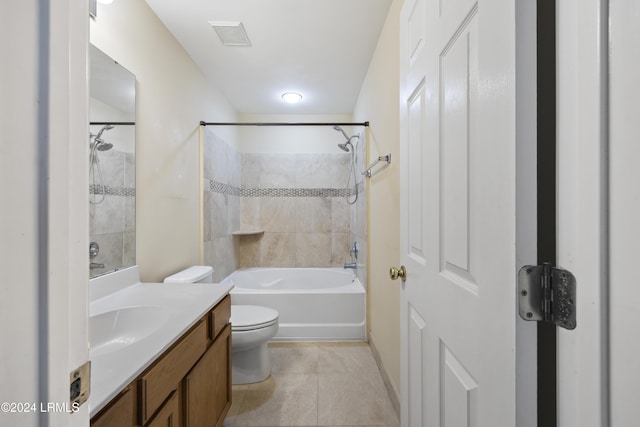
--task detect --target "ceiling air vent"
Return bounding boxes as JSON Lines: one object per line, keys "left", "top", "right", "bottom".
{"left": 209, "top": 21, "right": 251, "bottom": 47}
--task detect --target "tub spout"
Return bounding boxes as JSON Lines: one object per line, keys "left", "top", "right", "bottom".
{"left": 90, "top": 262, "right": 105, "bottom": 270}
{"left": 344, "top": 263, "right": 357, "bottom": 270}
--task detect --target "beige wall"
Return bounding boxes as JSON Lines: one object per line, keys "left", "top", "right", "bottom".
{"left": 90, "top": 1, "right": 237, "bottom": 282}
{"left": 237, "top": 114, "right": 353, "bottom": 153}
{"left": 353, "top": 0, "right": 401, "bottom": 403}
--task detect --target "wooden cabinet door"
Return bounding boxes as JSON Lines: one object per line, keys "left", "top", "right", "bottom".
{"left": 147, "top": 391, "right": 180, "bottom": 427}
{"left": 184, "top": 324, "right": 232, "bottom": 427}
{"left": 91, "top": 388, "right": 134, "bottom": 427}
{"left": 140, "top": 320, "right": 207, "bottom": 424}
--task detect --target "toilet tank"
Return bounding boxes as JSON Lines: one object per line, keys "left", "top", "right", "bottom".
{"left": 163, "top": 266, "right": 214, "bottom": 284}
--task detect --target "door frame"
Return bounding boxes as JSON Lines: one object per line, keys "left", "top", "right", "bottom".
{"left": 556, "top": 0, "right": 610, "bottom": 426}
{"left": 1, "top": 2, "right": 91, "bottom": 426}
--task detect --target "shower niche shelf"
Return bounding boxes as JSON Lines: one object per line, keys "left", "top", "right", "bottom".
{"left": 231, "top": 229, "right": 265, "bottom": 236}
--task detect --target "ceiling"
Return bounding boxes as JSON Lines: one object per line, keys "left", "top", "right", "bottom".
{"left": 144, "top": 0, "right": 393, "bottom": 115}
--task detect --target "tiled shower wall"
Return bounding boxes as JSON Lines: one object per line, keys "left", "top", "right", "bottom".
{"left": 239, "top": 153, "right": 352, "bottom": 268}
{"left": 89, "top": 149, "right": 135, "bottom": 277}
{"left": 203, "top": 128, "right": 366, "bottom": 280}
{"left": 203, "top": 129, "right": 241, "bottom": 282}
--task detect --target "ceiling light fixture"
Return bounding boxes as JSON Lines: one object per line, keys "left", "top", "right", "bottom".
{"left": 282, "top": 92, "right": 302, "bottom": 104}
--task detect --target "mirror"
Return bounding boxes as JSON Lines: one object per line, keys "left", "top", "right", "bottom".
{"left": 89, "top": 44, "right": 136, "bottom": 278}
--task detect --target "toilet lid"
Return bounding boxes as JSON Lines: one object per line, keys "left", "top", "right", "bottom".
{"left": 231, "top": 305, "right": 279, "bottom": 331}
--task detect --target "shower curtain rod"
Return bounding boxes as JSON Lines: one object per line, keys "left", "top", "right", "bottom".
{"left": 90, "top": 121, "right": 135, "bottom": 126}
{"left": 199, "top": 121, "right": 369, "bottom": 127}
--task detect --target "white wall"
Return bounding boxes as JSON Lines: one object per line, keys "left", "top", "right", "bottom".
{"left": 90, "top": 1, "right": 237, "bottom": 282}
{"left": 1, "top": 2, "right": 43, "bottom": 423}
{"left": 237, "top": 114, "right": 354, "bottom": 153}
{"left": 352, "top": 0, "right": 401, "bottom": 408}
{"left": 1, "top": 1, "right": 90, "bottom": 425}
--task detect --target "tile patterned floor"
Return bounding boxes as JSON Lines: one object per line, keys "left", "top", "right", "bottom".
{"left": 225, "top": 342, "right": 399, "bottom": 427}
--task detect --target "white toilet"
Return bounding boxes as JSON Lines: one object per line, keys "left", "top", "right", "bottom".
{"left": 229, "top": 304, "right": 279, "bottom": 384}
{"left": 163, "top": 266, "right": 279, "bottom": 385}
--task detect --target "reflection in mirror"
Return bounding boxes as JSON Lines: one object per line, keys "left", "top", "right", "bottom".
{"left": 89, "top": 45, "right": 136, "bottom": 278}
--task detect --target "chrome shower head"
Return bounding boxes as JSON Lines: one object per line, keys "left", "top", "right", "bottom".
{"left": 90, "top": 124, "right": 115, "bottom": 151}
{"left": 94, "top": 138, "right": 113, "bottom": 151}
{"left": 337, "top": 141, "right": 352, "bottom": 152}
{"left": 334, "top": 125, "right": 355, "bottom": 152}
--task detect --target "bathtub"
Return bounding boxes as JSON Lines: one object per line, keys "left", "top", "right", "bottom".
{"left": 224, "top": 268, "right": 366, "bottom": 341}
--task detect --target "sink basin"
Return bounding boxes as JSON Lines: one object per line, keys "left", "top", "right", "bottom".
{"left": 90, "top": 306, "right": 170, "bottom": 356}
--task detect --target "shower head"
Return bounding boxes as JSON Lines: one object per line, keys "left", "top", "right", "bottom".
{"left": 337, "top": 141, "right": 352, "bottom": 152}
{"left": 334, "top": 125, "right": 356, "bottom": 152}
{"left": 94, "top": 138, "right": 113, "bottom": 151}
{"left": 90, "top": 124, "right": 115, "bottom": 151}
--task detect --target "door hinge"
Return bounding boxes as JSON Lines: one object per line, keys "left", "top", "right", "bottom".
{"left": 518, "top": 263, "right": 576, "bottom": 330}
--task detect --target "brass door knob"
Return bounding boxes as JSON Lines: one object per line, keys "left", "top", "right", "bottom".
{"left": 390, "top": 265, "right": 407, "bottom": 281}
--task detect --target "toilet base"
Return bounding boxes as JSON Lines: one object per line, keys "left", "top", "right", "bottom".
{"left": 232, "top": 342, "right": 271, "bottom": 385}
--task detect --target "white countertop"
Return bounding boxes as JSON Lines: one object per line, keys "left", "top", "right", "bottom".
{"left": 88, "top": 267, "right": 232, "bottom": 417}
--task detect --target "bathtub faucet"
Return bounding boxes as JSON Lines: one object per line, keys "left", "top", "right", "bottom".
{"left": 350, "top": 241, "right": 359, "bottom": 260}
{"left": 344, "top": 263, "right": 357, "bottom": 270}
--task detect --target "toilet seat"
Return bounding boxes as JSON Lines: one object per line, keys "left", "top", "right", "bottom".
{"left": 231, "top": 305, "right": 279, "bottom": 332}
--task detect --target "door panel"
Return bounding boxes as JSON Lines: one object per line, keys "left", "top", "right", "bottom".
{"left": 407, "top": 305, "right": 426, "bottom": 426}
{"left": 440, "top": 10, "right": 477, "bottom": 290}
{"left": 407, "top": 83, "right": 427, "bottom": 265}
{"left": 399, "top": 0, "right": 536, "bottom": 426}
{"left": 441, "top": 343, "right": 478, "bottom": 427}
{"left": 406, "top": 0, "right": 426, "bottom": 90}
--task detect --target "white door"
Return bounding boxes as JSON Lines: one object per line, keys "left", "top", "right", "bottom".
{"left": 557, "top": 1, "right": 640, "bottom": 426}
{"left": 398, "top": 0, "right": 537, "bottom": 426}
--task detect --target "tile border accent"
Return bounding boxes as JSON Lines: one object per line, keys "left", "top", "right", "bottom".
{"left": 210, "top": 180, "right": 242, "bottom": 196}
{"left": 89, "top": 184, "right": 135, "bottom": 197}
{"left": 206, "top": 179, "right": 354, "bottom": 198}
{"left": 241, "top": 187, "right": 351, "bottom": 198}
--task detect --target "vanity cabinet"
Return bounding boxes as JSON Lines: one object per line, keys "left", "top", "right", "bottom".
{"left": 146, "top": 390, "right": 180, "bottom": 427}
{"left": 90, "top": 295, "right": 231, "bottom": 427}
{"left": 184, "top": 324, "right": 231, "bottom": 427}
{"left": 91, "top": 387, "right": 136, "bottom": 427}
{"left": 139, "top": 319, "right": 208, "bottom": 424}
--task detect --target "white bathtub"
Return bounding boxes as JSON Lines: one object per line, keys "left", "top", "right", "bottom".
{"left": 224, "top": 268, "right": 366, "bottom": 341}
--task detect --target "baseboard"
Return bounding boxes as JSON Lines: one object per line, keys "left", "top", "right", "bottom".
{"left": 368, "top": 332, "right": 400, "bottom": 418}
